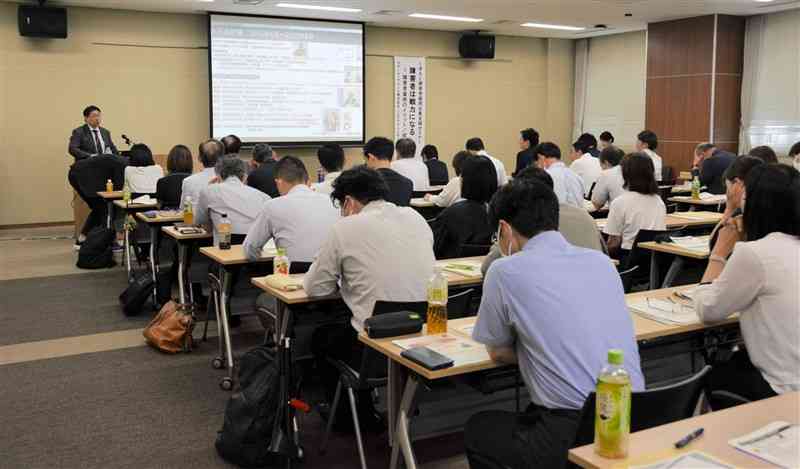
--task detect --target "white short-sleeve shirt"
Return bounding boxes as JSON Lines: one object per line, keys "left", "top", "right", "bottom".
{"left": 603, "top": 192, "right": 666, "bottom": 250}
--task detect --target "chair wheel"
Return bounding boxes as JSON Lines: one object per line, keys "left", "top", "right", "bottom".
{"left": 212, "top": 357, "right": 224, "bottom": 369}
{"left": 220, "top": 377, "right": 233, "bottom": 391}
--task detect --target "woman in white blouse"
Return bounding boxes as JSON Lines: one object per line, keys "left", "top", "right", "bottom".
{"left": 694, "top": 164, "right": 800, "bottom": 402}
{"left": 124, "top": 143, "right": 163, "bottom": 196}
{"left": 425, "top": 150, "right": 470, "bottom": 208}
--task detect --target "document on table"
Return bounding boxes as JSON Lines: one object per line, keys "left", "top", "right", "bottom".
{"left": 669, "top": 236, "right": 710, "bottom": 254}
{"left": 670, "top": 211, "right": 720, "bottom": 221}
{"left": 392, "top": 334, "right": 489, "bottom": 368}
{"left": 628, "top": 298, "right": 699, "bottom": 325}
{"left": 131, "top": 195, "right": 156, "bottom": 205}
{"left": 697, "top": 192, "right": 727, "bottom": 202}
{"left": 630, "top": 451, "right": 734, "bottom": 469}
{"left": 440, "top": 260, "right": 483, "bottom": 278}
{"left": 729, "top": 422, "right": 799, "bottom": 468}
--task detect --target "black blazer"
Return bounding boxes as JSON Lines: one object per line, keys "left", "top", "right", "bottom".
{"left": 377, "top": 168, "right": 413, "bottom": 207}
{"left": 69, "top": 154, "right": 126, "bottom": 197}
{"left": 431, "top": 200, "right": 493, "bottom": 259}
{"left": 425, "top": 159, "right": 449, "bottom": 186}
{"left": 156, "top": 173, "right": 190, "bottom": 209}
{"left": 68, "top": 124, "right": 119, "bottom": 161}
{"left": 513, "top": 148, "right": 536, "bottom": 176}
{"left": 247, "top": 160, "right": 280, "bottom": 198}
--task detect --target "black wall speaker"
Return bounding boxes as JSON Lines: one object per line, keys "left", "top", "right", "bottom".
{"left": 459, "top": 34, "right": 495, "bottom": 59}
{"left": 18, "top": 5, "right": 68, "bottom": 39}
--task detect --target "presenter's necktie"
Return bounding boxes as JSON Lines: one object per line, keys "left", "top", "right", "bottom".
{"left": 92, "top": 129, "right": 102, "bottom": 154}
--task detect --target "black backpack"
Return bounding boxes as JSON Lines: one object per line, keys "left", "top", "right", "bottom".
{"left": 76, "top": 227, "right": 116, "bottom": 269}
{"left": 119, "top": 269, "right": 154, "bottom": 316}
{"left": 215, "top": 346, "right": 289, "bottom": 468}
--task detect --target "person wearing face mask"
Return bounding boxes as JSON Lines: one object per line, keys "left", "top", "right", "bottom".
{"left": 466, "top": 178, "right": 644, "bottom": 469}
{"left": 708, "top": 156, "right": 764, "bottom": 252}
{"left": 304, "top": 165, "right": 435, "bottom": 432}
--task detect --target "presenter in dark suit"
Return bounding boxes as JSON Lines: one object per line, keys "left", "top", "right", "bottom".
{"left": 67, "top": 105, "right": 122, "bottom": 245}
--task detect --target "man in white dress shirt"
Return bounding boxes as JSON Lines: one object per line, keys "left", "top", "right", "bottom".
{"left": 390, "top": 138, "right": 430, "bottom": 191}
{"left": 180, "top": 139, "right": 224, "bottom": 210}
{"left": 592, "top": 145, "right": 626, "bottom": 210}
{"left": 466, "top": 137, "right": 507, "bottom": 187}
{"left": 569, "top": 136, "right": 602, "bottom": 197}
{"left": 312, "top": 144, "right": 345, "bottom": 196}
{"left": 537, "top": 142, "right": 585, "bottom": 209}
{"left": 636, "top": 130, "right": 663, "bottom": 182}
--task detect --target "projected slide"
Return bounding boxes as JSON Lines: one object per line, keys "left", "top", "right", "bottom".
{"left": 209, "top": 14, "right": 364, "bottom": 144}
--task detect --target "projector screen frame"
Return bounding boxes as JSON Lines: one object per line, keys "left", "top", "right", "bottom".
{"left": 207, "top": 12, "right": 367, "bottom": 148}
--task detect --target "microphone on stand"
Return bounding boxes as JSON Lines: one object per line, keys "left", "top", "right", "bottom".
{"left": 121, "top": 134, "right": 133, "bottom": 146}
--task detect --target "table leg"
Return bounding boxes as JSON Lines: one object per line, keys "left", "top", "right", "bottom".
{"left": 177, "top": 243, "right": 187, "bottom": 305}
{"left": 661, "top": 257, "right": 685, "bottom": 289}
{"left": 106, "top": 201, "right": 113, "bottom": 229}
{"left": 218, "top": 266, "right": 234, "bottom": 379}
{"left": 124, "top": 226, "right": 131, "bottom": 276}
{"left": 390, "top": 373, "right": 420, "bottom": 469}
{"left": 649, "top": 250, "right": 659, "bottom": 290}
{"left": 387, "top": 358, "right": 407, "bottom": 448}
{"left": 149, "top": 225, "right": 159, "bottom": 307}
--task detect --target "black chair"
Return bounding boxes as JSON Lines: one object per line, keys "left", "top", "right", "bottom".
{"left": 708, "top": 390, "right": 752, "bottom": 411}
{"left": 618, "top": 265, "right": 640, "bottom": 294}
{"left": 447, "top": 288, "right": 475, "bottom": 319}
{"left": 624, "top": 229, "right": 669, "bottom": 290}
{"left": 458, "top": 243, "right": 492, "bottom": 257}
{"left": 572, "top": 365, "right": 711, "bottom": 448}
{"left": 661, "top": 166, "right": 675, "bottom": 186}
{"left": 586, "top": 181, "right": 597, "bottom": 201}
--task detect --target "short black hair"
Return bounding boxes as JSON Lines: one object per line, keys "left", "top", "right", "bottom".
{"left": 274, "top": 155, "right": 308, "bottom": 184}
{"left": 599, "top": 131, "right": 614, "bottom": 143}
{"left": 421, "top": 144, "right": 438, "bottom": 161}
{"left": 748, "top": 146, "right": 778, "bottom": 164}
{"left": 637, "top": 130, "right": 658, "bottom": 150}
{"left": 535, "top": 142, "right": 561, "bottom": 160}
{"left": 395, "top": 138, "right": 416, "bottom": 159}
{"left": 317, "top": 144, "right": 345, "bottom": 172}
{"left": 252, "top": 143, "right": 273, "bottom": 164}
{"left": 331, "top": 165, "right": 390, "bottom": 207}
{"left": 790, "top": 141, "right": 800, "bottom": 157}
{"left": 724, "top": 155, "right": 764, "bottom": 182}
{"left": 363, "top": 137, "right": 394, "bottom": 161}
{"left": 489, "top": 179, "right": 559, "bottom": 238}
{"left": 743, "top": 164, "right": 800, "bottom": 241}
{"left": 599, "top": 145, "right": 625, "bottom": 167}
{"left": 128, "top": 143, "right": 154, "bottom": 167}
{"left": 520, "top": 128, "right": 540, "bottom": 147}
{"left": 452, "top": 151, "right": 471, "bottom": 177}
{"left": 516, "top": 165, "right": 554, "bottom": 189}
{"left": 461, "top": 155, "right": 498, "bottom": 203}
{"left": 221, "top": 135, "right": 242, "bottom": 155}
{"left": 465, "top": 137, "right": 485, "bottom": 152}
{"left": 622, "top": 152, "right": 658, "bottom": 195}
{"left": 83, "top": 105, "right": 101, "bottom": 118}
{"left": 198, "top": 139, "right": 224, "bottom": 168}
{"left": 573, "top": 133, "right": 598, "bottom": 153}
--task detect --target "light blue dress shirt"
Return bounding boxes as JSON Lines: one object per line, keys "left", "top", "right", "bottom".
{"left": 473, "top": 231, "right": 645, "bottom": 410}
{"left": 546, "top": 161, "right": 586, "bottom": 209}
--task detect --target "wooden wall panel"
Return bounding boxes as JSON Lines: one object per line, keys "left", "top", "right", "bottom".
{"left": 713, "top": 75, "right": 743, "bottom": 144}
{"left": 716, "top": 16, "right": 746, "bottom": 74}
{"left": 647, "top": 16, "right": 715, "bottom": 77}
{"left": 657, "top": 142, "right": 703, "bottom": 176}
{"left": 646, "top": 76, "right": 711, "bottom": 141}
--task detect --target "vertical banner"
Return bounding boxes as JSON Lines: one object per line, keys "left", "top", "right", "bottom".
{"left": 394, "top": 56, "right": 426, "bottom": 155}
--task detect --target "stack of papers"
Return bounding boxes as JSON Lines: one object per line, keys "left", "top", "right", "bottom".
{"left": 729, "top": 422, "right": 799, "bottom": 468}
{"left": 392, "top": 334, "right": 489, "bottom": 368}
{"left": 131, "top": 195, "right": 156, "bottom": 205}
{"left": 697, "top": 193, "right": 727, "bottom": 202}
{"left": 441, "top": 260, "right": 482, "bottom": 278}
{"left": 669, "top": 236, "right": 711, "bottom": 254}
{"left": 631, "top": 452, "right": 733, "bottom": 469}
{"left": 628, "top": 298, "right": 699, "bottom": 325}
{"left": 262, "top": 274, "right": 303, "bottom": 292}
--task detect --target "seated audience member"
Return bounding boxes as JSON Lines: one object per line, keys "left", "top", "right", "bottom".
{"left": 156, "top": 144, "right": 193, "bottom": 209}
{"left": 426, "top": 151, "right": 469, "bottom": 208}
{"left": 748, "top": 145, "right": 778, "bottom": 164}
{"left": 304, "top": 166, "right": 435, "bottom": 429}
{"left": 391, "top": 138, "right": 430, "bottom": 191}
{"left": 466, "top": 178, "right": 644, "bottom": 469}
{"left": 791, "top": 141, "right": 800, "bottom": 170}
{"left": 422, "top": 144, "right": 449, "bottom": 186}
{"left": 599, "top": 131, "right": 614, "bottom": 150}
{"left": 244, "top": 156, "right": 339, "bottom": 262}
{"left": 482, "top": 166, "right": 605, "bottom": 274}
{"left": 603, "top": 152, "right": 666, "bottom": 260}
{"left": 221, "top": 134, "right": 242, "bottom": 156}
{"left": 636, "top": 129, "right": 663, "bottom": 182}
{"left": 578, "top": 131, "right": 601, "bottom": 158}
{"left": 195, "top": 156, "right": 270, "bottom": 246}
{"left": 513, "top": 128, "right": 539, "bottom": 177}
{"left": 466, "top": 137, "right": 508, "bottom": 187}
{"left": 693, "top": 143, "right": 737, "bottom": 194}
{"left": 124, "top": 143, "right": 163, "bottom": 196}
{"left": 570, "top": 134, "right": 602, "bottom": 196}
{"left": 363, "top": 136, "right": 413, "bottom": 206}
{"left": 181, "top": 139, "right": 223, "bottom": 209}
{"left": 431, "top": 155, "right": 497, "bottom": 259}
{"left": 708, "top": 156, "right": 765, "bottom": 251}
{"left": 592, "top": 145, "right": 626, "bottom": 209}
{"left": 536, "top": 142, "right": 585, "bottom": 208}
{"left": 694, "top": 164, "right": 800, "bottom": 400}
{"left": 312, "top": 143, "right": 345, "bottom": 195}
{"left": 247, "top": 143, "right": 280, "bottom": 198}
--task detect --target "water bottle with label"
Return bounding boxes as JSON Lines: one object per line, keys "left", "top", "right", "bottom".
{"left": 691, "top": 175, "right": 701, "bottom": 200}
{"left": 426, "top": 267, "right": 448, "bottom": 334}
{"left": 182, "top": 196, "right": 194, "bottom": 225}
{"left": 217, "top": 213, "right": 232, "bottom": 250}
{"left": 594, "top": 349, "right": 632, "bottom": 459}
{"left": 273, "top": 247, "right": 290, "bottom": 275}
{"left": 122, "top": 182, "right": 131, "bottom": 204}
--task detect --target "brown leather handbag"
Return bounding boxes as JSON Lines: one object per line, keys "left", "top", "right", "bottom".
{"left": 143, "top": 301, "right": 195, "bottom": 353}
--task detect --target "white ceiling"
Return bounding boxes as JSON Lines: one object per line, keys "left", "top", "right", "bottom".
{"left": 8, "top": 0, "right": 800, "bottom": 38}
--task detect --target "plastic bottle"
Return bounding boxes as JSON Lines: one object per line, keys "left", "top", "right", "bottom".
{"left": 426, "top": 267, "right": 448, "bottom": 334}
{"left": 105, "top": 179, "right": 114, "bottom": 193}
{"left": 122, "top": 182, "right": 131, "bottom": 204}
{"left": 218, "top": 213, "right": 232, "bottom": 250}
{"left": 594, "top": 349, "right": 632, "bottom": 459}
{"left": 691, "top": 175, "right": 701, "bottom": 200}
{"left": 183, "top": 196, "right": 194, "bottom": 225}
{"left": 273, "top": 247, "right": 290, "bottom": 275}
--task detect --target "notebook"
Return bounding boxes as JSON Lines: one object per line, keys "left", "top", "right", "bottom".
{"left": 729, "top": 422, "right": 799, "bottom": 468}
{"left": 668, "top": 236, "right": 711, "bottom": 254}
{"left": 441, "top": 260, "right": 483, "bottom": 278}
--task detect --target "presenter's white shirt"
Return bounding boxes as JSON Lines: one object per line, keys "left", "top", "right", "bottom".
{"left": 478, "top": 150, "right": 508, "bottom": 187}
{"left": 570, "top": 153, "right": 602, "bottom": 196}
{"left": 391, "top": 158, "right": 430, "bottom": 191}
{"left": 124, "top": 165, "right": 163, "bottom": 194}
{"left": 603, "top": 192, "right": 666, "bottom": 250}
{"left": 642, "top": 148, "right": 663, "bottom": 182}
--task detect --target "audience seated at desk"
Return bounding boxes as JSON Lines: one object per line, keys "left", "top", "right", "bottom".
{"left": 220, "top": 134, "right": 242, "bottom": 157}
{"left": 312, "top": 143, "right": 345, "bottom": 196}
{"left": 598, "top": 130, "right": 614, "bottom": 151}
{"left": 513, "top": 127, "right": 539, "bottom": 177}
{"left": 591, "top": 145, "right": 626, "bottom": 210}
{"left": 635, "top": 130, "right": 663, "bottom": 182}
{"left": 247, "top": 143, "right": 281, "bottom": 198}
{"left": 303, "top": 166, "right": 435, "bottom": 429}
{"left": 421, "top": 144, "right": 449, "bottom": 186}
{"left": 537, "top": 142, "right": 585, "bottom": 209}
{"left": 363, "top": 136, "right": 413, "bottom": 207}
{"left": 708, "top": 156, "right": 764, "bottom": 251}
{"left": 391, "top": 138, "right": 430, "bottom": 191}
{"left": 466, "top": 137, "right": 507, "bottom": 188}
{"left": 466, "top": 178, "right": 644, "bottom": 469}
{"left": 124, "top": 143, "right": 163, "bottom": 197}
{"left": 570, "top": 133, "right": 602, "bottom": 198}
{"left": 181, "top": 139, "right": 223, "bottom": 209}
{"left": 156, "top": 144, "right": 193, "bottom": 209}
{"left": 425, "top": 150, "right": 469, "bottom": 208}
{"left": 603, "top": 152, "right": 666, "bottom": 262}
{"left": 693, "top": 143, "right": 737, "bottom": 195}
{"left": 482, "top": 166, "right": 605, "bottom": 274}
{"left": 431, "top": 154, "right": 497, "bottom": 259}
{"left": 747, "top": 145, "right": 779, "bottom": 164}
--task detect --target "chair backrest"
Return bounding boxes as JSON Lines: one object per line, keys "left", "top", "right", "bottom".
{"left": 618, "top": 265, "right": 639, "bottom": 293}
{"left": 458, "top": 243, "right": 492, "bottom": 257}
{"left": 587, "top": 181, "right": 597, "bottom": 201}
{"left": 447, "top": 289, "right": 475, "bottom": 319}
{"left": 373, "top": 300, "right": 428, "bottom": 317}
{"left": 289, "top": 261, "right": 312, "bottom": 274}
{"left": 572, "top": 366, "right": 711, "bottom": 448}
{"left": 661, "top": 166, "right": 675, "bottom": 185}
{"left": 624, "top": 229, "right": 669, "bottom": 281}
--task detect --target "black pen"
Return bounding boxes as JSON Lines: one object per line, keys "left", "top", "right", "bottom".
{"left": 674, "top": 428, "right": 704, "bottom": 448}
